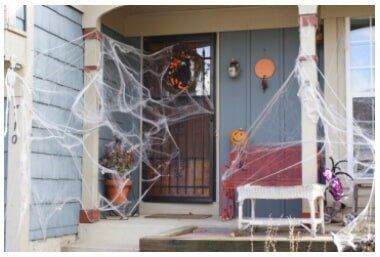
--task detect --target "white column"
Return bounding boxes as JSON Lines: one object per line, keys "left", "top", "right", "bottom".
{"left": 78, "top": 5, "right": 119, "bottom": 224}
{"left": 5, "top": 5, "right": 34, "bottom": 251}
{"left": 298, "top": 5, "right": 319, "bottom": 213}
{"left": 80, "top": 28, "right": 102, "bottom": 223}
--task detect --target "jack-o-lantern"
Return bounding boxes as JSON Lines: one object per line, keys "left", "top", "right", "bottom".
{"left": 230, "top": 128, "right": 249, "bottom": 146}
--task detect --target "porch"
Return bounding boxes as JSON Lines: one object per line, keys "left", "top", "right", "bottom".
{"left": 3, "top": 4, "right": 375, "bottom": 252}
{"left": 68, "top": 4, "right": 373, "bottom": 252}
{"left": 63, "top": 216, "right": 341, "bottom": 251}
{"left": 86, "top": 4, "right": 319, "bottom": 220}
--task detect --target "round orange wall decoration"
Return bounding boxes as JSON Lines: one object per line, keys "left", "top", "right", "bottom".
{"left": 254, "top": 58, "right": 275, "bottom": 79}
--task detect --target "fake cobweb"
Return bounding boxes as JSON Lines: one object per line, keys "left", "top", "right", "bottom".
{"left": 4, "top": 28, "right": 374, "bottom": 251}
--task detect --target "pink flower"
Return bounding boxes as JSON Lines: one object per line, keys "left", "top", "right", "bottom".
{"left": 323, "top": 169, "right": 333, "bottom": 181}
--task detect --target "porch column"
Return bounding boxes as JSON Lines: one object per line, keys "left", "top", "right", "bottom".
{"left": 297, "top": 5, "right": 319, "bottom": 213}
{"left": 80, "top": 28, "right": 102, "bottom": 223}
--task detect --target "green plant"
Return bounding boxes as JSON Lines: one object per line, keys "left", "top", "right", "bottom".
{"left": 102, "top": 138, "right": 134, "bottom": 176}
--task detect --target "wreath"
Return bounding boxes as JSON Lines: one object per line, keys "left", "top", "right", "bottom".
{"left": 164, "top": 47, "right": 203, "bottom": 94}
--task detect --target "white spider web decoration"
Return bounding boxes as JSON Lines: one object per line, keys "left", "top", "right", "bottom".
{"left": 4, "top": 28, "right": 375, "bottom": 251}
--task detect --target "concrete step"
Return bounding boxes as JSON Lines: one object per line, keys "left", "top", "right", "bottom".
{"left": 62, "top": 216, "right": 236, "bottom": 252}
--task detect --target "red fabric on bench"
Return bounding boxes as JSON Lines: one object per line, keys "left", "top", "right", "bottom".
{"left": 221, "top": 145, "right": 303, "bottom": 220}
{"left": 223, "top": 145, "right": 302, "bottom": 188}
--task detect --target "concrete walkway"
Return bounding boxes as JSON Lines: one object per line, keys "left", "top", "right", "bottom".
{"left": 63, "top": 216, "right": 237, "bottom": 251}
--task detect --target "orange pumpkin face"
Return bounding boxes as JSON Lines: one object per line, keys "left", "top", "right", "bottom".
{"left": 230, "top": 128, "right": 249, "bottom": 146}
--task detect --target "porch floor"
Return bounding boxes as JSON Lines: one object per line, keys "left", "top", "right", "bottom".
{"left": 63, "top": 215, "right": 236, "bottom": 251}
{"left": 63, "top": 215, "right": 341, "bottom": 252}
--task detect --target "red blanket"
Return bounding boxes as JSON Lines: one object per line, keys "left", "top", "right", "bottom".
{"left": 221, "top": 145, "right": 303, "bottom": 220}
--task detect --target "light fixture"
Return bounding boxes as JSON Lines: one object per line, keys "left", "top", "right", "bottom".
{"left": 228, "top": 59, "right": 240, "bottom": 79}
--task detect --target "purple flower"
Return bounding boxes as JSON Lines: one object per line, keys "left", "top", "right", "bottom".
{"left": 329, "top": 177, "right": 344, "bottom": 201}
{"left": 323, "top": 169, "right": 333, "bottom": 181}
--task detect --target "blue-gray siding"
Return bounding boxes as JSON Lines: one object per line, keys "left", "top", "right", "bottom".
{"left": 30, "top": 5, "right": 83, "bottom": 241}
{"left": 99, "top": 25, "right": 141, "bottom": 215}
{"left": 219, "top": 28, "right": 302, "bottom": 218}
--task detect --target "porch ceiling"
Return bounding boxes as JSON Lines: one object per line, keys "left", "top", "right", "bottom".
{"left": 101, "top": 5, "right": 299, "bottom": 37}
{"left": 101, "top": 5, "right": 374, "bottom": 38}
{"left": 115, "top": 5, "right": 246, "bottom": 15}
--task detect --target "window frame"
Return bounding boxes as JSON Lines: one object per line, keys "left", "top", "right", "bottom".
{"left": 5, "top": 5, "right": 27, "bottom": 32}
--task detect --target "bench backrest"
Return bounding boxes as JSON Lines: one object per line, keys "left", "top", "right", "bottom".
{"left": 223, "top": 145, "right": 302, "bottom": 188}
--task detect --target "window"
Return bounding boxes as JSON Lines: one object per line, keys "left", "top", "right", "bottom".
{"left": 347, "top": 17, "right": 375, "bottom": 178}
{"left": 5, "top": 5, "right": 26, "bottom": 31}
{"left": 143, "top": 35, "right": 214, "bottom": 98}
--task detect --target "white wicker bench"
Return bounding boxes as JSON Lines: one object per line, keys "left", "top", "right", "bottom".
{"left": 237, "top": 184, "right": 326, "bottom": 236}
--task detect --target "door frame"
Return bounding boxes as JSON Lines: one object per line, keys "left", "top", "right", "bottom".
{"left": 141, "top": 33, "right": 217, "bottom": 204}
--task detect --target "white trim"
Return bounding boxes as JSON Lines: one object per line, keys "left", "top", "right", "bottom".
{"left": 350, "top": 40, "right": 375, "bottom": 45}
{"left": 4, "top": 26, "right": 27, "bottom": 38}
{"left": 215, "top": 31, "right": 220, "bottom": 206}
{"left": 350, "top": 66, "right": 375, "bottom": 70}
{"left": 369, "top": 17, "right": 374, "bottom": 92}
{"left": 346, "top": 17, "right": 354, "bottom": 177}
{"left": 297, "top": 5, "right": 318, "bottom": 15}
{"left": 351, "top": 92, "right": 375, "bottom": 98}
{"left": 5, "top": 5, "right": 34, "bottom": 251}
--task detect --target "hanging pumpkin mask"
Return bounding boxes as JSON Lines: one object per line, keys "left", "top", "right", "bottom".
{"left": 230, "top": 128, "right": 249, "bottom": 146}
{"left": 164, "top": 47, "right": 203, "bottom": 94}
{"left": 254, "top": 58, "right": 275, "bottom": 92}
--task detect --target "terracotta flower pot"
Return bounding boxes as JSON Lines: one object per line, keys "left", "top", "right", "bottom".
{"left": 105, "top": 178, "right": 133, "bottom": 205}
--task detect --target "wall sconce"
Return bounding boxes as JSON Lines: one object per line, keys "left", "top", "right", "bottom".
{"left": 254, "top": 58, "right": 275, "bottom": 92}
{"left": 228, "top": 59, "right": 240, "bottom": 79}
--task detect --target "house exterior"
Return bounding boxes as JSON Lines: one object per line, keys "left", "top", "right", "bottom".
{"left": 3, "top": 5, "right": 375, "bottom": 251}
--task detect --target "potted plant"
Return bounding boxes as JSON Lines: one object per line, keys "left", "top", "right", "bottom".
{"left": 102, "top": 137, "right": 134, "bottom": 205}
